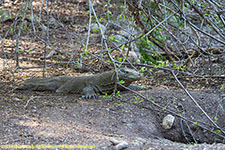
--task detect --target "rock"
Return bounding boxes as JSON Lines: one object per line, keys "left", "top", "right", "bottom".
{"left": 114, "top": 142, "right": 128, "bottom": 150}
{"left": 109, "top": 34, "right": 141, "bottom": 62}
{"left": 110, "top": 34, "right": 128, "bottom": 47}
{"left": 0, "top": 8, "right": 12, "bottom": 22}
{"left": 90, "top": 23, "right": 106, "bottom": 33}
{"left": 110, "top": 138, "right": 129, "bottom": 150}
{"left": 162, "top": 114, "right": 175, "bottom": 129}
{"left": 110, "top": 138, "right": 123, "bottom": 145}
{"left": 131, "top": 137, "right": 146, "bottom": 148}
{"left": 135, "top": 137, "right": 147, "bottom": 145}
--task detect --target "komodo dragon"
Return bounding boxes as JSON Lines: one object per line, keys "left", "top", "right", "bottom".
{"left": 15, "top": 68, "right": 142, "bottom": 98}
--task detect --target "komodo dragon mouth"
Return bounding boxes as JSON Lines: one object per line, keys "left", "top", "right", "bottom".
{"left": 118, "top": 68, "right": 142, "bottom": 80}
{"left": 15, "top": 68, "right": 143, "bottom": 99}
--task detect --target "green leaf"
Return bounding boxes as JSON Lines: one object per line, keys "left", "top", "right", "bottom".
{"left": 116, "top": 91, "right": 121, "bottom": 97}
{"left": 120, "top": 80, "right": 125, "bottom": 84}
{"left": 120, "top": 5, "right": 125, "bottom": 8}
{"left": 107, "top": 10, "right": 112, "bottom": 15}
{"left": 10, "top": 28, "right": 13, "bottom": 33}
{"left": 120, "top": 44, "right": 125, "bottom": 50}
{"left": 166, "top": 60, "right": 169, "bottom": 66}
{"left": 109, "top": 36, "right": 115, "bottom": 41}
{"left": 140, "top": 67, "right": 146, "bottom": 72}
{"left": 193, "top": 121, "right": 199, "bottom": 125}
{"left": 99, "top": 17, "right": 104, "bottom": 21}
{"left": 103, "top": 93, "right": 108, "bottom": 98}
{"left": 184, "top": 2, "right": 189, "bottom": 7}
{"left": 115, "top": 103, "right": 122, "bottom": 106}
{"left": 214, "top": 129, "right": 221, "bottom": 134}
{"left": 84, "top": 49, "right": 90, "bottom": 54}
{"left": 214, "top": 116, "right": 218, "bottom": 121}
{"left": 17, "top": 49, "right": 24, "bottom": 53}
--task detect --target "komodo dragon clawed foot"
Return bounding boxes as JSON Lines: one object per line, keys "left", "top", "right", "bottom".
{"left": 56, "top": 85, "right": 98, "bottom": 99}
{"left": 16, "top": 68, "right": 147, "bottom": 98}
{"left": 82, "top": 86, "right": 98, "bottom": 99}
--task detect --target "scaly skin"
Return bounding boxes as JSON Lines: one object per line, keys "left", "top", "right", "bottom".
{"left": 16, "top": 68, "right": 142, "bottom": 98}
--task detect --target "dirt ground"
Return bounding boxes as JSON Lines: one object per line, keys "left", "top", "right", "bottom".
{"left": 0, "top": 78, "right": 225, "bottom": 149}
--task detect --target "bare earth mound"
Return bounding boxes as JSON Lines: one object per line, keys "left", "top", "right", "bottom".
{"left": 0, "top": 82, "right": 224, "bottom": 149}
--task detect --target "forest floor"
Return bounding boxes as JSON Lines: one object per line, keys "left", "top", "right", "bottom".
{"left": 1, "top": 0, "right": 225, "bottom": 149}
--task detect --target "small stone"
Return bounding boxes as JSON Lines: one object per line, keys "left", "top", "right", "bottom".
{"left": 90, "top": 23, "right": 105, "bottom": 33}
{"left": 135, "top": 137, "right": 146, "bottom": 145}
{"left": 0, "top": 8, "right": 12, "bottom": 22}
{"left": 110, "top": 138, "right": 129, "bottom": 150}
{"left": 114, "top": 142, "right": 128, "bottom": 150}
{"left": 110, "top": 138, "right": 122, "bottom": 145}
{"left": 131, "top": 137, "right": 146, "bottom": 147}
{"left": 162, "top": 114, "right": 175, "bottom": 129}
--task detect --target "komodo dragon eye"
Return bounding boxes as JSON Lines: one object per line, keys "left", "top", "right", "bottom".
{"left": 125, "top": 70, "right": 130, "bottom": 74}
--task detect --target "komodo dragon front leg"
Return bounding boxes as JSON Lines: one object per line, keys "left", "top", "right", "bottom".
{"left": 56, "top": 85, "right": 98, "bottom": 99}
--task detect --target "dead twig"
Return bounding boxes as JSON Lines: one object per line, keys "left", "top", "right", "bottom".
{"left": 24, "top": 96, "right": 34, "bottom": 108}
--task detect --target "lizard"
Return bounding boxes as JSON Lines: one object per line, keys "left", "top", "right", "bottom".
{"left": 15, "top": 68, "right": 143, "bottom": 98}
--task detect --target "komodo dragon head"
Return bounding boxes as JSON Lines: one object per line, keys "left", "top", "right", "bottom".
{"left": 117, "top": 68, "right": 142, "bottom": 86}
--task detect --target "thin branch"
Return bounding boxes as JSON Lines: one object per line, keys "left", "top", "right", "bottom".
{"left": 171, "top": 71, "right": 225, "bottom": 134}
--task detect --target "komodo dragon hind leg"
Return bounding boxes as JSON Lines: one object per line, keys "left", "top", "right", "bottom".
{"left": 82, "top": 86, "right": 97, "bottom": 99}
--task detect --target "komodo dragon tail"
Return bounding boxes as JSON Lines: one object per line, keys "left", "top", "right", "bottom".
{"left": 15, "top": 76, "right": 73, "bottom": 91}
